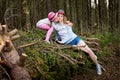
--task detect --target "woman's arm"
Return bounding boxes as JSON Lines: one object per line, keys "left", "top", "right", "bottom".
{"left": 66, "top": 21, "right": 73, "bottom": 26}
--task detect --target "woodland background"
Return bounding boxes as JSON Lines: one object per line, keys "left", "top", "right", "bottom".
{"left": 0, "top": 0, "right": 120, "bottom": 80}
{"left": 0, "top": 0, "right": 120, "bottom": 34}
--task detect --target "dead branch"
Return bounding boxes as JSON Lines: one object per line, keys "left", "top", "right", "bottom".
{"left": 0, "top": 35, "right": 4, "bottom": 52}
{"left": 57, "top": 52, "right": 76, "bottom": 64}
{"left": 0, "top": 57, "right": 1, "bottom": 62}
{"left": 11, "top": 34, "right": 20, "bottom": 40}
{"left": 85, "top": 40, "right": 99, "bottom": 46}
{"left": 8, "top": 29, "right": 18, "bottom": 36}
{"left": 55, "top": 43, "right": 77, "bottom": 65}
{"left": 2, "top": 40, "right": 13, "bottom": 52}
{"left": 2, "top": 25, "right": 8, "bottom": 34}
{"left": 0, "top": 65, "right": 11, "bottom": 80}
{"left": 63, "top": 54, "right": 85, "bottom": 65}
{"left": 0, "top": 23, "right": 2, "bottom": 31}
{"left": 18, "top": 41, "right": 39, "bottom": 49}
{"left": 18, "top": 53, "right": 27, "bottom": 67}
{"left": 0, "top": 24, "right": 31, "bottom": 80}
{"left": 0, "top": 52, "right": 13, "bottom": 69}
{"left": 86, "top": 38, "right": 100, "bottom": 42}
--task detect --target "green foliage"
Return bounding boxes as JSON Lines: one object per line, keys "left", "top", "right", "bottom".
{"left": 93, "top": 31, "right": 120, "bottom": 56}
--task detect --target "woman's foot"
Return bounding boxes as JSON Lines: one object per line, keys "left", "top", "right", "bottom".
{"left": 96, "top": 64, "right": 102, "bottom": 75}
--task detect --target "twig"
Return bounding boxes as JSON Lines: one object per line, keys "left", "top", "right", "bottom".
{"left": 8, "top": 29, "right": 18, "bottom": 36}
{"left": 55, "top": 43, "right": 77, "bottom": 65}
{"left": 0, "top": 65, "right": 11, "bottom": 80}
{"left": 63, "top": 54, "right": 85, "bottom": 65}
{"left": 17, "top": 41, "right": 39, "bottom": 49}
{"left": 17, "top": 39, "right": 44, "bottom": 49}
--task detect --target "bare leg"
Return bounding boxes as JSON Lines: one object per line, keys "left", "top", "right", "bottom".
{"left": 77, "top": 40, "right": 102, "bottom": 75}
{"left": 77, "top": 40, "right": 98, "bottom": 64}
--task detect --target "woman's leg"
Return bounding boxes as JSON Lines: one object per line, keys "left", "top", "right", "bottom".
{"left": 77, "top": 40, "right": 98, "bottom": 64}
{"left": 77, "top": 40, "right": 102, "bottom": 75}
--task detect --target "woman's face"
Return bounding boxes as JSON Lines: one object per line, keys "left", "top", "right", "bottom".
{"left": 53, "top": 17, "right": 59, "bottom": 22}
{"left": 57, "top": 14, "right": 64, "bottom": 22}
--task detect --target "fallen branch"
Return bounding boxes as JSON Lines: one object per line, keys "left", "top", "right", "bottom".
{"left": 18, "top": 53, "right": 27, "bottom": 67}
{"left": 85, "top": 41, "right": 99, "bottom": 47}
{"left": 55, "top": 43, "right": 76, "bottom": 64}
{"left": 8, "top": 29, "right": 18, "bottom": 36}
{"left": 55, "top": 43, "right": 85, "bottom": 65}
{"left": 2, "top": 25, "right": 7, "bottom": 34}
{"left": 11, "top": 34, "right": 20, "bottom": 40}
{"left": 18, "top": 41, "right": 39, "bottom": 49}
{"left": 0, "top": 65, "right": 11, "bottom": 80}
{"left": 57, "top": 52, "right": 76, "bottom": 65}
{"left": 86, "top": 38, "right": 100, "bottom": 42}
{"left": 63, "top": 54, "right": 85, "bottom": 65}
{"left": 17, "top": 39, "right": 44, "bottom": 49}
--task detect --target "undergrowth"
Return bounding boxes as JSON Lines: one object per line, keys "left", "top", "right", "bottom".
{"left": 13, "top": 28, "right": 119, "bottom": 80}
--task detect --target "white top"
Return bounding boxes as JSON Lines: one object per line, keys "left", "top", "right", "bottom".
{"left": 36, "top": 18, "right": 51, "bottom": 26}
{"left": 52, "top": 22, "right": 77, "bottom": 44}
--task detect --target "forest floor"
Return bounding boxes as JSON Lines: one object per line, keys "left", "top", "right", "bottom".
{"left": 72, "top": 51, "right": 120, "bottom": 80}
{"left": 0, "top": 29, "right": 120, "bottom": 80}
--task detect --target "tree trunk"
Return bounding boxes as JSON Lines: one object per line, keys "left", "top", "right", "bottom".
{"left": 22, "top": 0, "right": 31, "bottom": 31}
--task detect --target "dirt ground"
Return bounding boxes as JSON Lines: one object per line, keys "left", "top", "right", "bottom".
{"left": 72, "top": 52, "right": 120, "bottom": 80}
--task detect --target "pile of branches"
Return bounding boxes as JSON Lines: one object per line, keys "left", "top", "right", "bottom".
{"left": 16, "top": 34, "right": 102, "bottom": 79}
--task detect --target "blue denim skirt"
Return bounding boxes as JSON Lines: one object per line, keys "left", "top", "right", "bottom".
{"left": 68, "top": 36, "right": 81, "bottom": 45}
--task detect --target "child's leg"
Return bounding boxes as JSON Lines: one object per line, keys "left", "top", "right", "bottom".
{"left": 36, "top": 23, "right": 53, "bottom": 42}
{"left": 45, "top": 27, "right": 54, "bottom": 42}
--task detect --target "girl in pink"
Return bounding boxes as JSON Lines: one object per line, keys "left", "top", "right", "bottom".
{"left": 36, "top": 12, "right": 58, "bottom": 43}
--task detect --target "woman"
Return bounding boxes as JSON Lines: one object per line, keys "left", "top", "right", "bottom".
{"left": 52, "top": 9, "right": 102, "bottom": 75}
{"left": 36, "top": 12, "right": 59, "bottom": 43}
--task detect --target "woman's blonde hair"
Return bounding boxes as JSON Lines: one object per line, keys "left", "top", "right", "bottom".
{"left": 63, "top": 16, "right": 68, "bottom": 24}
{"left": 63, "top": 16, "right": 73, "bottom": 26}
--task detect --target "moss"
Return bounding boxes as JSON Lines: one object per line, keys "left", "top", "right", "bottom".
{"left": 13, "top": 29, "right": 120, "bottom": 79}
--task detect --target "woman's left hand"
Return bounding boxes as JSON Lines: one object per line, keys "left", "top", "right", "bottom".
{"left": 66, "top": 21, "right": 73, "bottom": 26}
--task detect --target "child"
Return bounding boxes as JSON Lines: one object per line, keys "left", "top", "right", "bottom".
{"left": 36, "top": 12, "right": 58, "bottom": 43}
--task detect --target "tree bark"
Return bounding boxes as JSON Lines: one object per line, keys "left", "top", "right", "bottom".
{"left": 0, "top": 24, "right": 31, "bottom": 80}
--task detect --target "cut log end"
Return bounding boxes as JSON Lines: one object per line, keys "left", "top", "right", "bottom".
{"left": 8, "top": 29, "right": 18, "bottom": 36}
{"left": 2, "top": 25, "right": 8, "bottom": 34}
{"left": 18, "top": 53, "right": 27, "bottom": 67}
{"left": 2, "top": 40, "right": 13, "bottom": 52}
{"left": 11, "top": 34, "right": 20, "bottom": 40}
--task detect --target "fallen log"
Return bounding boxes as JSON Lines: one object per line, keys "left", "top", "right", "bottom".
{"left": 0, "top": 24, "right": 31, "bottom": 80}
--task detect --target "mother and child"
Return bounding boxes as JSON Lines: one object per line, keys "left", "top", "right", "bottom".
{"left": 36, "top": 10, "right": 102, "bottom": 75}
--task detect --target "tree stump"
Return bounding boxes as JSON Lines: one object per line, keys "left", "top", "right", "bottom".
{"left": 0, "top": 24, "right": 31, "bottom": 80}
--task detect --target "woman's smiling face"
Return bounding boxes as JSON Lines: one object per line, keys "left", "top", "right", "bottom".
{"left": 57, "top": 14, "right": 64, "bottom": 22}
